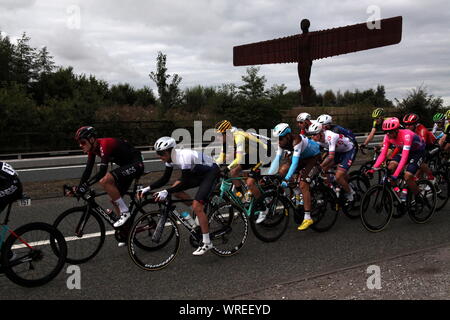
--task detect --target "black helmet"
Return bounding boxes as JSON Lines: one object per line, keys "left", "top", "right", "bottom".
{"left": 75, "top": 126, "right": 97, "bottom": 141}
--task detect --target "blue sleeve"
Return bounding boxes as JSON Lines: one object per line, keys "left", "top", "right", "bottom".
{"left": 268, "top": 154, "right": 282, "bottom": 175}
{"left": 284, "top": 155, "right": 300, "bottom": 181}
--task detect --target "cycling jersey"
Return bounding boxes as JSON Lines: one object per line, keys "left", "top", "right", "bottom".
{"left": 444, "top": 123, "right": 450, "bottom": 142}
{"left": 413, "top": 123, "right": 436, "bottom": 146}
{"left": 80, "top": 138, "right": 144, "bottom": 189}
{"left": 318, "top": 130, "right": 354, "bottom": 153}
{"left": 216, "top": 128, "right": 268, "bottom": 170}
{"left": 373, "top": 129, "right": 425, "bottom": 178}
{"left": 0, "top": 162, "right": 22, "bottom": 212}
{"left": 151, "top": 149, "right": 219, "bottom": 202}
{"left": 268, "top": 134, "right": 321, "bottom": 181}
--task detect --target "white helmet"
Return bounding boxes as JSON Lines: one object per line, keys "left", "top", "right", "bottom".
{"left": 296, "top": 112, "right": 311, "bottom": 122}
{"left": 154, "top": 136, "right": 176, "bottom": 151}
{"left": 272, "top": 123, "right": 291, "bottom": 137}
{"left": 307, "top": 121, "right": 323, "bottom": 135}
{"left": 317, "top": 114, "right": 332, "bottom": 125}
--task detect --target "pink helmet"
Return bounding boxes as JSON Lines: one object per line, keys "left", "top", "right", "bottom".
{"left": 382, "top": 117, "right": 400, "bottom": 131}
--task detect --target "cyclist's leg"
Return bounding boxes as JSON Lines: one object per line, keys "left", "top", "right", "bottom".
{"left": 171, "top": 181, "right": 194, "bottom": 207}
{"left": 404, "top": 151, "right": 425, "bottom": 195}
{"left": 298, "top": 156, "right": 320, "bottom": 230}
{"left": 335, "top": 149, "right": 355, "bottom": 194}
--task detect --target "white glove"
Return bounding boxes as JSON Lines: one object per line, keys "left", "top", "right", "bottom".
{"left": 137, "top": 186, "right": 151, "bottom": 199}
{"left": 154, "top": 190, "right": 168, "bottom": 202}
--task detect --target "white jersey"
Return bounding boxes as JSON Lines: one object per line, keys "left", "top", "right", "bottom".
{"left": 165, "top": 149, "right": 214, "bottom": 170}
{"left": 320, "top": 130, "right": 354, "bottom": 153}
{"left": 275, "top": 134, "right": 309, "bottom": 158}
{"left": 1, "top": 162, "right": 17, "bottom": 177}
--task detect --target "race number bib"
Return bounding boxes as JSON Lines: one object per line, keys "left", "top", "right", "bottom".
{"left": 1, "top": 162, "right": 17, "bottom": 176}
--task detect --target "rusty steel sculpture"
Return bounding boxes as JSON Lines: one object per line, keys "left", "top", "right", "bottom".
{"left": 233, "top": 16, "right": 403, "bottom": 106}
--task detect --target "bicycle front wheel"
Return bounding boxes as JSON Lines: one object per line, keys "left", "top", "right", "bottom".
{"left": 53, "top": 206, "right": 105, "bottom": 264}
{"left": 342, "top": 175, "right": 370, "bottom": 219}
{"left": 208, "top": 201, "right": 248, "bottom": 256}
{"left": 408, "top": 180, "right": 437, "bottom": 224}
{"left": 433, "top": 171, "right": 450, "bottom": 211}
{"left": 128, "top": 211, "right": 180, "bottom": 271}
{"left": 310, "top": 186, "right": 338, "bottom": 233}
{"left": 1, "top": 222, "right": 67, "bottom": 287}
{"left": 360, "top": 185, "right": 394, "bottom": 232}
{"left": 249, "top": 190, "right": 290, "bottom": 242}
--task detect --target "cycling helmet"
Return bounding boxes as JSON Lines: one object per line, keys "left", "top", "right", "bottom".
{"left": 272, "top": 123, "right": 291, "bottom": 137}
{"left": 215, "top": 120, "right": 232, "bottom": 133}
{"left": 296, "top": 112, "right": 311, "bottom": 122}
{"left": 402, "top": 113, "right": 419, "bottom": 125}
{"left": 306, "top": 121, "right": 323, "bottom": 135}
{"left": 445, "top": 110, "right": 450, "bottom": 119}
{"left": 372, "top": 108, "right": 384, "bottom": 119}
{"left": 317, "top": 114, "right": 332, "bottom": 125}
{"left": 75, "top": 126, "right": 97, "bottom": 141}
{"left": 154, "top": 137, "right": 176, "bottom": 151}
{"left": 382, "top": 117, "right": 400, "bottom": 131}
{"left": 433, "top": 112, "right": 445, "bottom": 123}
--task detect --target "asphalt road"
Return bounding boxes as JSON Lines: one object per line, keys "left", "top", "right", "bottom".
{"left": 1, "top": 187, "right": 450, "bottom": 300}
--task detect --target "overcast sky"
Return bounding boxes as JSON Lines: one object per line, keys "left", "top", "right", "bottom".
{"left": 1, "top": 0, "right": 449, "bottom": 105}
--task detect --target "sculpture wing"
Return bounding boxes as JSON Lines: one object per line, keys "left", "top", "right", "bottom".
{"left": 233, "top": 16, "right": 402, "bottom": 66}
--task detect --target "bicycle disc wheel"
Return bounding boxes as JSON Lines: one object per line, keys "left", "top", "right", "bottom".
{"left": 310, "top": 186, "right": 338, "bottom": 232}
{"left": 208, "top": 201, "right": 248, "bottom": 256}
{"left": 249, "top": 191, "right": 290, "bottom": 242}
{"left": 433, "top": 171, "right": 450, "bottom": 211}
{"left": 128, "top": 212, "right": 180, "bottom": 271}
{"left": 408, "top": 180, "right": 437, "bottom": 224}
{"left": 342, "top": 175, "right": 370, "bottom": 219}
{"left": 360, "top": 185, "right": 394, "bottom": 232}
{"left": 53, "top": 206, "right": 105, "bottom": 264}
{"left": 2, "top": 222, "right": 67, "bottom": 287}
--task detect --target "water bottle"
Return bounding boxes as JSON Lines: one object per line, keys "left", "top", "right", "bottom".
{"left": 400, "top": 189, "right": 408, "bottom": 202}
{"left": 181, "top": 211, "right": 197, "bottom": 229}
{"left": 295, "top": 194, "right": 303, "bottom": 206}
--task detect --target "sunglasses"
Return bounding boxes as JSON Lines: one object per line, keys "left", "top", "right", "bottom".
{"left": 156, "top": 150, "right": 166, "bottom": 156}
{"left": 78, "top": 140, "right": 89, "bottom": 146}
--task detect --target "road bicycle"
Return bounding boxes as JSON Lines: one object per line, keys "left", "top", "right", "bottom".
{"left": 360, "top": 167, "right": 437, "bottom": 232}
{"left": 209, "top": 168, "right": 293, "bottom": 243}
{"left": 54, "top": 174, "right": 152, "bottom": 264}
{"left": 1, "top": 195, "right": 67, "bottom": 287}
{"left": 127, "top": 194, "right": 248, "bottom": 271}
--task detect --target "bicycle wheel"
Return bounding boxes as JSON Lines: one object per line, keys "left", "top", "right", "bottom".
{"left": 53, "top": 206, "right": 105, "bottom": 264}
{"left": 1, "top": 222, "right": 67, "bottom": 287}
{"left": 208, "top": 201, "right": 248, "bottom": 256}
{"left": 360, "top": 185, "right": 394, "bottom": 232}
{"left": 408, "top": 180, "right": 437, "bottom": 224}
{"left": 128, "top": 211, "right": 180, "bottom": 271}
{"left": 342, "top": 175, "right": 370, "bottom": 219}
{"left": 249, "top": 190, "right": 290, "bottom": 242}
{"left": 433, "top": 171, "right": 450, "bottom": 211}
{"left": 310, "top": 185, "right": 338, "bottom": 232}
{"left": 131, "top": 200, "right": 176, "bottom": 251}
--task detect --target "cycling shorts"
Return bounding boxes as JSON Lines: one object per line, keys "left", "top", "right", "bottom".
{"left": 334, "top": 148, "right": 356, "bottom": 171}
{"left": 111, "top": 161, "right": 144, "bottom": 195}
{"left": 178, "top": 164, "right": 220, "bottom": 203}
{"left": 392, "top": 150, "right": 425, "bottom": 175}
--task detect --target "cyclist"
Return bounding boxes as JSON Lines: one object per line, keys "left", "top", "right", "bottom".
{"left": 0, "top": 162, "right": 23, "bottom": 272}
{"left": 307, "top": 121, "right": 357, "bottom": 204}
{"left": 268, "top": 123, "right": 322, "bottom": 230}
{"left": 296, "top": 112, "right": 312, "bottom": 135}
{"left": 214, "top": 120, "right": 268, "bottom": 210}
{"left": 431, "top": 112, "right": 446, "bottom": 139}
{"left": 0, "top": 162, "right": 22, "bottom": 213}
{"left": 316, "top": 114, "right": 358, "bottom": 158}
{"left": 72, "top": 126, "right": 144, "bottom": 229}
{"left": 439, "top": 115, "right": 450, "bottom": 153}
{"left": 402, "top": 113, "right": 437, "bottom": 183}
{"left": 360, "top": 108, "right": 386, "bottom": 149}
{"left": 369, "top": 117, "right": 426, "bottom": 202}
{"left": 139, "top": 137, "right": 220, "bottom": 256}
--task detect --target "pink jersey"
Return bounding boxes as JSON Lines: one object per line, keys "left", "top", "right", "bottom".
{"left": 373, "top": 129, "right": 425, "bottom": 177}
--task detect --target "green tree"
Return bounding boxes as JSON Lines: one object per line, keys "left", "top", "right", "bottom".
{"left": 0, "top": 32, "right": 15, "bottom": 85}
{"left": 149, "top": 51, "right": 182, "bottom": 114}
{"left": 11, "top": 32, "right": 37, "bottom": 86}
{"left": 239, "top": 66, "right": 266, "bottom": 100}
{"left": 322, "top": 90, "right": 336, "bottom": 106}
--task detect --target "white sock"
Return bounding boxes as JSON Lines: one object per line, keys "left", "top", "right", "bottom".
{"left": 114, "top": 198, "right": 129, "bottom": 213}
{"left": 202, "top": 233, "right": 211, "bottom": 244}
{"left": 304, "top": 212, "right": 311, "bottom": 220}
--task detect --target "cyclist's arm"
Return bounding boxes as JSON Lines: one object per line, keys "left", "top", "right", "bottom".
{"left": 150, "top": 165, "right": 174, "bottom": 189}
{"left": 320, "top": 134, "right": 336, "bottom": 168}
{"left": 284, "top": 139, "right": 303, "bottom": 181}
{"left": 393, "top": 146, "right": 411, "bottom": 178}
{"left": 86, "top": 162, "right": 108, "bottom": 186}
{"left": 79, "top": 154, "right": 95, "bottom": 186}
{"left": 362, "top": 127, "right": 377, "bottom": 146}
{"left": 268, "top": 147, "right": 283, "bottom": 175}
{"left": 166, "top": 169, "right": 191, "bottom": 194}
{"left": 227, "top": 134, "right": 245, "bottom": 170}
{"left": 373, "top": 136, "right": 390, "bottom": 168}
{"left": 215, "top": 152, "right": 226, "bottom": 165}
